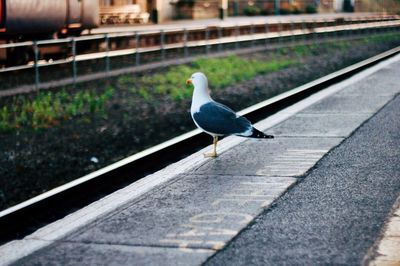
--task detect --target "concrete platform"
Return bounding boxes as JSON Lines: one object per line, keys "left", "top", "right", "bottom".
{"left": 88, "top": 13, "right": 386, "bottom": 34}
{"left": 1, "top": 53, "right": 399, "bottom": 265}
{"left": 204, "top": 71, "right": 400, "bottom": 265}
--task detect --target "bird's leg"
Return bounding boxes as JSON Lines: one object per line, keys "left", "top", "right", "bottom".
{"left": 204, "top": 136, "right": 218, "bottom": 158}
{"left": 213, "top": 136, "right": 218, "bottom": 156}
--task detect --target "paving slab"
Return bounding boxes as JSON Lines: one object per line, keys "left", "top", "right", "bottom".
{"left": 376, "top": 237, "right": 400, "bottom": 261}
{"left": 268, "top": 113, "right": 369, "bottom": 137}
{"left": 367, "top": 197, "right": 400, "bottom": 266}
{"left": 301, "top": 94, "right": 393, "bottom": 114}
{"left": 15, "top": 243, "right": 213, "bottom": 266}
{"left": 63, "top": 175, "right": 295, "bottom": 250}
{"left": 192, "top": 137, "right": 343, "bottom": 176}
{"left": 335, "top": 67, "right": 400, "bottom": 98}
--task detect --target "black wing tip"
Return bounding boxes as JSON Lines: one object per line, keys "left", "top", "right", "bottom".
{"left": 263, "top": 134, "right": 274, "bottom": 139}
{"left": 250, "top": 128, "right": 274, "bottom": 139}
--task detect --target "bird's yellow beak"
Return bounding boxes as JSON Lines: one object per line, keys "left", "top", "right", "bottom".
{"left": 186, "top": 79, "right": 192, "bottom": 85}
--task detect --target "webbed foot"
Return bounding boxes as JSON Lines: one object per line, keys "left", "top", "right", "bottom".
{"left": 203, "top": 152, "right": 218, "bottom": 158}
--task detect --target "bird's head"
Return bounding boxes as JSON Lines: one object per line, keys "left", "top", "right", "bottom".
{"left": 186, "top": 72, "right": 208, "bottom": 89}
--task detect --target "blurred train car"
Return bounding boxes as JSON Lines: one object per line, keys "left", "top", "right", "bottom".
{"left": 0, "top": 0, "right": 100, "bottom": 64}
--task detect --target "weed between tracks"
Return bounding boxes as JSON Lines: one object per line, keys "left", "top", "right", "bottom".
{"left": 0, "top": 33, "right": 400, "bottom": 210}
{"left": 121, "top": 56, "right": 296, "bottom": 102}
{"left": 0, "top": 87, "right": 114, "bottom": 130}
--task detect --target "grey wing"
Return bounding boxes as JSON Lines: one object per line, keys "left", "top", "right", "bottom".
{"left": 192, "top": 102, "right": 252, "bottom": 135}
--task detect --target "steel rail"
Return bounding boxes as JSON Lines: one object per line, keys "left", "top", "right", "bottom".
{"left": 0, "top": 45, "right": 399, "bottom": 244}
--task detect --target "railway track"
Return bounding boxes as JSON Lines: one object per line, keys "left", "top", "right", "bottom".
{"left": 0, "top": 45, "right": 399, "bottom": 245}
{"left": 0, "top": 14, "right": 399, "bottom": 96}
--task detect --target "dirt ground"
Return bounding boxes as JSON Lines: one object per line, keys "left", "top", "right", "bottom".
{"left": 1, "top": 37, "right": 399, "bottom": 211}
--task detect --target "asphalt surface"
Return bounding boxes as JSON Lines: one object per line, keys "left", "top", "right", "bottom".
{"left": 204, "top": 94, "right": 400, "bottom": 265}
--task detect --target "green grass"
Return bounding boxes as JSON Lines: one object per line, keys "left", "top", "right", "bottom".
{"left": 119, "top": 55, "right": 296, "bottom": 102}
{"left": 0, "top": 86, "right": 114, "bottom": 131}
{"left": 363, "top": 33, "right": 400, "bottom": 43}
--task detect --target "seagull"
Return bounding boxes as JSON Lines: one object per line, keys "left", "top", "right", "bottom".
{"left": 186, "top": 72, "right": 274, "bottom": 158}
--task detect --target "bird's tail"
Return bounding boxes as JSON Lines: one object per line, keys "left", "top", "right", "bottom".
{"left": 249, "top": 127, "right": 274, "bottom": 139}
